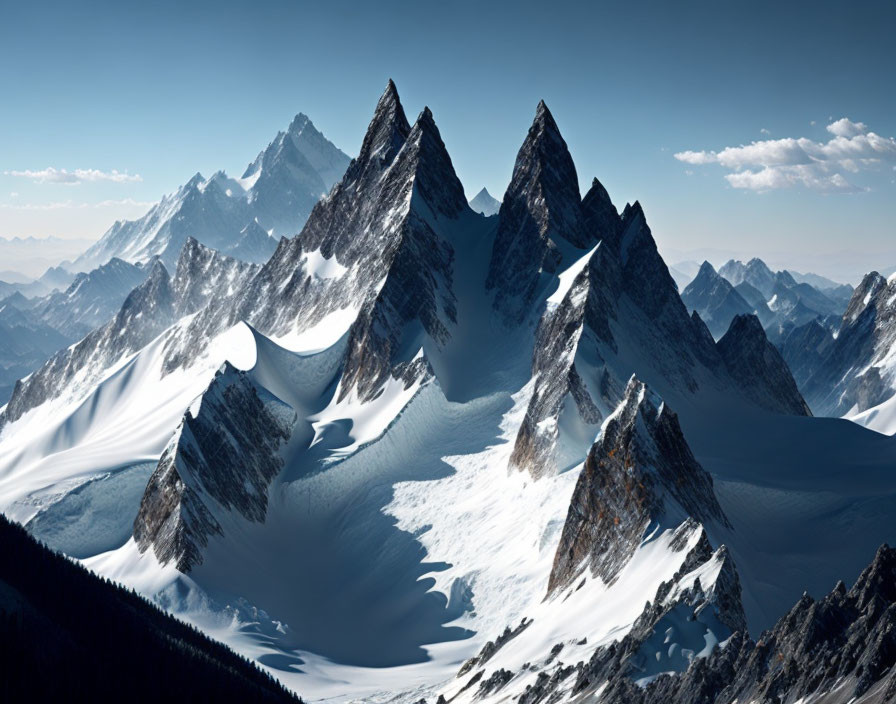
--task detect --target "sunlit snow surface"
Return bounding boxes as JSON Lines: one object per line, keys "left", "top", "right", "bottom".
{"left": 2, "top": 233, "right": 896, "bottom": 702}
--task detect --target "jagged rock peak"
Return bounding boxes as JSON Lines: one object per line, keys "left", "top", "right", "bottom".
{"left": 620, "top": 200, "right": 645, "bottom": 227}
{"left": 507, "top": 98, "right": 587, "bottom": 244}
{"left": 548, "top": 377, "right": 729, "bottom": 592}
{"left": 133, "top": 363, "right": 295, "bottom": 572}
{"left": 401, "top": 106, "right": 469, "bottom": 219}
{"left": 582, "top": 176, "right": 622, "bottom": 248}
{"left": 469, "top": 187, "right": 501, "bottom": 216}
{"left": 697, "top": 260, "right": 715, "bottom": 276}
{"left": 843, "top": 270, "right": 886, "bottom": 324}
{"left": 717, "top": 314, "right": 812, "bottom": 416}
{"left": 352, "top": 79, "right": 411, "bottom": 174}
{"left": 485, "top": 100, "right": 591, "bottom": 322}
{"left": 849, "top": 542, "right": 896, "bottom": 609}
{"left": 144, "top": 257, "right": 169, "bottom": 283}
{"left": 174, "top": 237, "right": 235, "bottom": 273}
{"left": 287, "top": 111, "right": 312, "bottom": 133}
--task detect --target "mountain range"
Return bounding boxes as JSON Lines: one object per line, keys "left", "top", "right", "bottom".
{"left": 681, "top": 258, "right": 853, "bottom": 342}
{"left": 0, "top": 113, "right": 350, "bottom": 407}
{"left": 74, "top": 113, "right": 349, "bottom": 271}
{"left": 0, "top": 82, "right": 894, "bottom": 704}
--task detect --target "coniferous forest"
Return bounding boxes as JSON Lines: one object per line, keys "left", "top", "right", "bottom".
{"left": 0, "top": 513, "right": 301, "bottom": 703}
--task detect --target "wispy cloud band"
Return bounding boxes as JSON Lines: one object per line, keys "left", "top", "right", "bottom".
{"left": 0, "top": 198, "right": 154, "bottom": 211}
{"left": 4, "top": 167, "right": 142, "bottom": 184}
{"left": 674, "top": 118, "right": 896, "bottom": 192}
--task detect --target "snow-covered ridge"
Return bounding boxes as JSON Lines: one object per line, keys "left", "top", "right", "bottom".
{"left": 0, "top": 81, "right": 893, "bottom": 704}
{"left": 75, "top": 113, "right": 349, "bottom": 272}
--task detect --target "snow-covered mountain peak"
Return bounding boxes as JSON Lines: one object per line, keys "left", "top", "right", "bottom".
{"left": 469, "top": 187, "right": 501, "bottom": 216}
{"left": 76, "top": 113, "right": 348, "bottom": 271}
{"left": 680, "top": 261, "right": 756, "bottom": 339}
{"left": 719, "top": 257, "right": 777, "bottom": 297}
{"left": 184, "top": 172, "right": 205, "bottom": 190}
{"left": 843, "top": 270, "right": 886, "bottom": 323}
{"left": 286, "top": 111, "right": 312, "bottom": 134}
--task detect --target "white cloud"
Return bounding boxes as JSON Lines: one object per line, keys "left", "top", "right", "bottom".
{"left": 674, "top": 150, "right": 718, "bottom": 165}
{"left": 674, "top": 117, "right": 896, "bottom": 192}
{"left": 0, "top": 200, "right": 76, "bottom": 210}
{"left": 826, "top": 117, "right": 868, "bottom": 138}
{"left": 92, "top": 198, "right": 154, "bottom": 208}
{"left": 4, "top": 167, "right": 142, "bottom": 184}
{"left": 760, "top": 128, "right": 770, "bottom": 135}
{"left": 0, "top": 198, "right": 153, "bottom": 211}
{"left": 724, "top": 166, "right": 861, "bottom": 193}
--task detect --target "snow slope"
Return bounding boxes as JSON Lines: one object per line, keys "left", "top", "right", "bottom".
{"left": 0, "top": 82, "right": 894, "bottom": 704}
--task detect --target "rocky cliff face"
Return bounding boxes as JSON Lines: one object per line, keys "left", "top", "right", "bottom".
{"left": 2, "top": 239, "right": 259, "bottom": 427}
{"left": 509, "top": 243, "right": 618, "bottom": 478}
{"left": 716, "top": 314, "right": 812, "bottom": 416}
{"left": 164, "top": 82, "right": 470, "bottom": 404}
{"left": 510, "top": 186, "right": 811, "bottom": 478}
{"left": 777, "top": 316, "right": 836, "bottom": 389}
{"left": 798, "top": 271, "right": 896, "bottom": 416}
{"left": 548, "top": 378, "right": 729, "bottom": 593}
{"left": 570, "top": 544, "right": 896, "bottom": 704}
{"left": 133, "top": 363, "right": 295, "bottom": 572}
{"left": 244, "top": 112, "right": 350, "bottom": 237}
{"left": 486, "top": 101, "right": 594, "bottom": 325}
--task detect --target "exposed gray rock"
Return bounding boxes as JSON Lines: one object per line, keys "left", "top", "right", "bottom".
{"left": 548, "top": 378, "right": 729, "bottom": 593}
{"left": 458, "top": 618, "right": 533, "bottom": 677}
{"left": 776, "top": 317, "right": 836, "bottom": 389}
{"left": 486, "top": 101, "right": 593, "bottom": 325}
{"left": 163, "top": 82, "right": 467, "bottom": 404}
{"left": 581, "top": 177, "right": 622, "bottom": 251}
{"left": 33, "top": 257, "right": 148, "bottom": 339}
{"left": 716, "top": 314, "right": 812, "bottom": 416}
{"left": 572, "top": 544, "right": 896, "bottom": 704}
{"left": 2, "top": 239, "right": 259, "bottom": 427}
{"left": 798, "top": 271, "right": 896, "bottom": 415}
{"left": 133, "top": 363, "right": 295, "bottom": 572}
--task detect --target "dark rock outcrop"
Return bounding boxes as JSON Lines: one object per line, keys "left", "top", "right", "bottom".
{"left": 716, "top": 314, "right": 812, "bottom": 416}
{"left": 486, "top": 101, "right": 593, "bottom": 324}
{"left": 548, "top": 378, "right": 728, "bottom": 593}
{"left": 573, "top": 544, "right": 896, "bottom": 704}
{"left": 133, "top": 363, "right": 295, "bottom": 572}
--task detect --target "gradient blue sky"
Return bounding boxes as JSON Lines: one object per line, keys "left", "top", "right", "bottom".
{"left": 1, "top": 0, "right": 894, "bottom": 276}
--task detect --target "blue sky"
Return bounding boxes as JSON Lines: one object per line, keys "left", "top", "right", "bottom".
{"left": 1, "top": 0, "right": 894, "bottom": 276}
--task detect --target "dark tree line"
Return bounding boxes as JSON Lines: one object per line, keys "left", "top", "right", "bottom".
{"left": 0, "top": 513, "right": 302, "bottom": 703}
